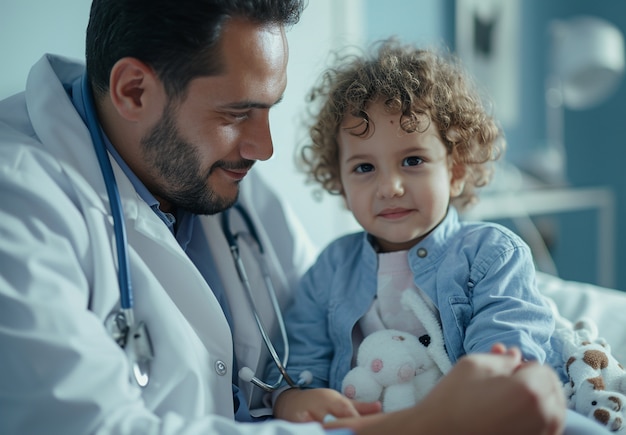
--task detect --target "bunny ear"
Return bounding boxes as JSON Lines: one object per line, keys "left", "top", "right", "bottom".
{"left": 400, "top": 290, "right": 452, "bottom": 373}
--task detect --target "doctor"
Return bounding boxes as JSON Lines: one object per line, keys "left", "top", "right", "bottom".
{"left": 0, "top": 0, "right": 567, "bottom": 434}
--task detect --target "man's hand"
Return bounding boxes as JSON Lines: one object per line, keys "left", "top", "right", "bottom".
{"left": 420, "top": 346, "right": 565, "bottom": 435}
{"left": 322, "top": 345, "right": 566, "bottom": 435}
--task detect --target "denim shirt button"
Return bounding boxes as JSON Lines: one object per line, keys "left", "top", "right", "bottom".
{"left": 417, "top": 248, "right": 428, "bottom": 258}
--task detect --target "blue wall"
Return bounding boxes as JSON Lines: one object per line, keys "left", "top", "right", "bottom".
{"left": 363, "top": 0, "right": 626, "bottom": 290}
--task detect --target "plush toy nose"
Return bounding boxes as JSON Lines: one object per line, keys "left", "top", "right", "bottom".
{"left": 343, "top": 385, "right": 356, "bottom": 399}
{"left": 371, "top": 359, "right": 383, "bottom": 373}
{"left": 398, "top": 363, "right": 416, "bottom": 382}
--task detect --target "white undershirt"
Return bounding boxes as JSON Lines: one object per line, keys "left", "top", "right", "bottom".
{"left": 359, "top": 250, "right": 439, "bottom": 338}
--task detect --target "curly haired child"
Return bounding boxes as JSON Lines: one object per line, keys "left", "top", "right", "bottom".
{"left": 267, "top": 38, "right": 558, "bottom": 423}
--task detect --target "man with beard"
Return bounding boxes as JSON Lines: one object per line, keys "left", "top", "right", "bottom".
{"left": 0, "top": 1, "right": 570, "bottom": 434}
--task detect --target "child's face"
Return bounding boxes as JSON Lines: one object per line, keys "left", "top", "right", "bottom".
{"left": 338, "top": 102, "right": 463, "bottom": 252}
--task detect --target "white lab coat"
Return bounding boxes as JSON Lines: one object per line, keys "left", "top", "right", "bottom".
{"left": 0, "top": 54, "right": 324, "bottom": 435}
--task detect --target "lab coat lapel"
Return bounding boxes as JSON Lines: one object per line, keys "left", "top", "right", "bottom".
{"left": 199, "top": 209, "right": 286, "bottom": 411}
{"left": 198, "top": 215, "right": 262, "bottom": 366}
{"left": 114, "top": 168, "right": 233, "bottom": 352}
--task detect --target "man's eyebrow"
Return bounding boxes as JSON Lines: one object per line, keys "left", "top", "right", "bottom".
{"left": 222, "top": 95, "right": 284, "bottom": 110}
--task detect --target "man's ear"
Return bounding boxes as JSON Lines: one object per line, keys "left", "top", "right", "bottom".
{"left": 108, "top": 57, "right": 161, "bottom": 122}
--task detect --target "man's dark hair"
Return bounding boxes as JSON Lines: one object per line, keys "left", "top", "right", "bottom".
{"left": 86, "top": 0, "right": 305, "bottom": 100}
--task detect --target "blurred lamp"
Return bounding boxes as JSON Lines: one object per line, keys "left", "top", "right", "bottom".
{"left": 543, "top": 15, "right": 625, "bottom": 183}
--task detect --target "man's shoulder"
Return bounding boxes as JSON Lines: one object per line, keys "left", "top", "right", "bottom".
{"left": 0, "top": 92, "right": 33, "bottom": 142}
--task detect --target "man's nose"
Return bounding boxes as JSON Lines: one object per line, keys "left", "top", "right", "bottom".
{"left": 241, "top": 114, "right": 274, "bottom": 161}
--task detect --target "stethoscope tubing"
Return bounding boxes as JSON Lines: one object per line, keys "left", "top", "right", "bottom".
{"left": 82, "top": 75, "right": 153, "bottom": 387}
{"left": 222, "top": 205, "right": 301, "bottom": 391}
{"left": 81, "top": 74, "right": 134, "bottom": 314}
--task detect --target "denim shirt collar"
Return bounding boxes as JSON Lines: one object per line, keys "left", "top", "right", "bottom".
{"left": 406, "top": 206, "right": 462, "bottom": 271}
{"left": 360, "top": 206, "right": 462, "bottom": 273}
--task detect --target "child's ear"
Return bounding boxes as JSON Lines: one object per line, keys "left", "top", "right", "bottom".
{"left": 444, "top": 129, "right": 466, "bottom": 198}
{"left": 342, "top": 197, "right": 351, "bottom": 211}
{"left": 450, "top": 163, "right": 466, "bottom": 198}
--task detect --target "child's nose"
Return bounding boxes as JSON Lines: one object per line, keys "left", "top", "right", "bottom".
{"left": 377, "top": 173, "right": 405, "bottom": 199}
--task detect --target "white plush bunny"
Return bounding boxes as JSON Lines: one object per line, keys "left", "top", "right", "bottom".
{"left": 341, "top": 329, "right": 443, "bottom": 412}
{"left": 341, "top": 289, "right": 452, "bottom": 413}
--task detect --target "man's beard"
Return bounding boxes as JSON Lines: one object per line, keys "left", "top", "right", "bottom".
{"left": 140, "top": 103, "right": 252, "bottom": 215}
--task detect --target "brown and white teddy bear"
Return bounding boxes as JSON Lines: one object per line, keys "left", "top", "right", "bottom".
{"left": 561, "top": 318, "right": 626, "bottom": 432}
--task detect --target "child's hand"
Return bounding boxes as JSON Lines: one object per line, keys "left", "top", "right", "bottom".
{"left": 490, "top": 342, "right": 522, "bottom": 360}
{"left": 273, "top": 387, "right": 382, "bottom": 423}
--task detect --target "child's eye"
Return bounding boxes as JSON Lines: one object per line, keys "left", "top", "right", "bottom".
{"left": 403, "top": 156, "right": 423, "bottom": 167}
{"left": 355, "top": 163, "right": 374, "bottom": 173}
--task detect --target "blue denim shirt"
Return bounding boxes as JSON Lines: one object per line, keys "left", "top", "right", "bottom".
{"left": 269, "top": 207, "right": 558, "bottom": 391}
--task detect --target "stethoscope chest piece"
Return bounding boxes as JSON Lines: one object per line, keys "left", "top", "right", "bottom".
{"left": 105, "top": 311, "right": 154, "bottom": 387}
{"left": 127, "top": 321, "right": 154, "bottom": 387}
{"left": 105, "top": 311, "right": 130, "bottom": 347}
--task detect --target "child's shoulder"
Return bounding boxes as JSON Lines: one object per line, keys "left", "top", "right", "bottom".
{"left": 457, "top": 219, "right": 529, "bottom": 251}
{"left": 449, "top": 220, "right": 535, "bottom": 275}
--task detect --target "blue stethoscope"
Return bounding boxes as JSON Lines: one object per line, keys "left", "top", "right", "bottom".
{"left": 82, "top": 74, "right": 309, "bottom": 392}
{"left": 81, "top": 74, "right": 154, "bottom": 387}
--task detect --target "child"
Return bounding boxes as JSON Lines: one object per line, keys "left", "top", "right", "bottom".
{"left": 268, "top": 38, "right": 558, "bottom": 422}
